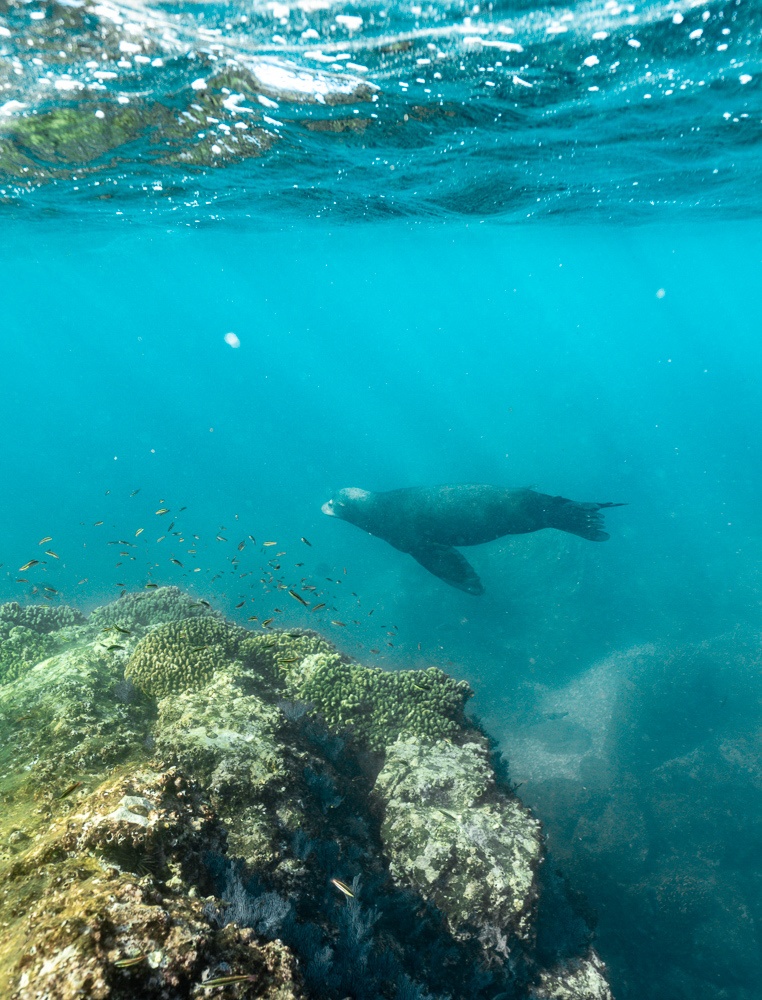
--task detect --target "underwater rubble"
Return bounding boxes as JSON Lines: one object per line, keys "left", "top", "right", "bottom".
{"left": 0, "top": 587, "right": 613, "bottom": 999}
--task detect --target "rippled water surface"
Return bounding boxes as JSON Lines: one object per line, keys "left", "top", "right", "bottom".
{"left": 0, "top": 0, "right": 759, "bottom": 219}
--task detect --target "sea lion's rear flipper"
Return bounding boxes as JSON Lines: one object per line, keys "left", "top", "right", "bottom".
{"left": 409, "top": 543, "right": 484, "bottom": 595}
{"left": 546, "top": 497, "right": 627, "bottom": 542}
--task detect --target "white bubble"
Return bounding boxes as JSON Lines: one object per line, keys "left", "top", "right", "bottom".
{"left": 656, "top": 288, "right": 666, "bottom": 299}
{"left": 335, "top": 13, "right": 363, "bottom": 30}
{"left": 224, "top": 332, "right": 241, "bottom": 348}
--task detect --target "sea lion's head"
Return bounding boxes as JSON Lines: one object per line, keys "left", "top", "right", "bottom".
{"left": 321, "top": 487, "right": 370, "bottom": 521}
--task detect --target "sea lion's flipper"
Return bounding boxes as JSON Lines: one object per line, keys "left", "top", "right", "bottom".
{"left": 546, "top": 497, "right": 627, "bottom": 542}
{"left": 409, "top": 543, "right": 484, "bottom": 595}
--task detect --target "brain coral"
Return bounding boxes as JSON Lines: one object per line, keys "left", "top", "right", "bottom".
{"left": 125, "top": 617, "right": 246, "bottom": 698}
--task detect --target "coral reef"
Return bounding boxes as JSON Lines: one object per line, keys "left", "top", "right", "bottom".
{"left": 125, "top": 616, "right": 246, "bottom": 697}
{"left": 0, "top": 592, "right": 615, "bottom": 1000}
{"left": 87, "top": 586, "right": 217, "bottom": 635}
{"left": 0, "top": 600, "right": 84, "bottom": 683}
{"left": 284, "top": 654, "right": 473, "bottom": 753}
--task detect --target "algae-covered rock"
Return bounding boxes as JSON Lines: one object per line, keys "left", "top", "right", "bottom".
{"left": 0, "top": 642, "right": 152, "bottom": 796}
{"left": 9, "top": 104, "right": 163, "bottom": 165}
{"left": 125, "top": 616, "right": 247, "bottom": 697}
{"left": 374, "top": 737, "right": 543, "bottom": 953}
{"left": 0, "top": 81, "right": 277, "bottom": 182}
{"left": 285, "top": 655, "right": 473, "bottom": 752}
{"left": 155, "top": 664, "right": 292, "bottom": 869}
{"left": 0, "top": 624, "right": 61, "bottom": 684}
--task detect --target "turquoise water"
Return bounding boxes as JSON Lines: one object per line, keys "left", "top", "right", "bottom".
{"left": 2, "top": 0, "right": 762, "bottom": 996}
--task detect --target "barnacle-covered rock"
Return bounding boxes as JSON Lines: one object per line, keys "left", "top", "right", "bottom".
{"left": 3, "top": 768, "right": 304, "bottom": 1000}
{"left": 374, "top": 738, "right": 542, "bottom": 954}
{"left": 87, "top": 586, "right": 217, "bottom": 635}
{"left": 125, "top": 616, "right": 246, "bottom": 697}
{"left": 285, "top": 654, "right": 472, "bottom": 752}
{"left": 529, "top": 949, "right": 614, "bottom": 1000}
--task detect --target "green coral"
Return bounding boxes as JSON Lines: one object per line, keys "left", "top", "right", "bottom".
{"left": 284, "top": 653, "right": 472, "bottom": 753}
{"left": 125, "top": 616, "right": 246, "bottom": 698}
{"left": 0, "top": 601, "right": 85, "bottom": 634}
{"left": 239, "top": 628, "right": 336, "bottom": 684}
{"left": 0, "top": 626, "right": 60, "bottom": 685}
{"left": 86, "top": 585, "right": 217, "bottom": 635}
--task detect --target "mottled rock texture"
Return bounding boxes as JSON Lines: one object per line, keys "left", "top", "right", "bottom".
{"left": 0, "top": 592, "right": 615, "bottom": 1000}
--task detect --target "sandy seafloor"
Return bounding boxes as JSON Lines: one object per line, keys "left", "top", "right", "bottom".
{"left": 2, "top": 217, "right": 762, "bottom": 998}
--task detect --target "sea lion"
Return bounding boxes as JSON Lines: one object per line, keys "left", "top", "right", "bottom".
{"left": 321, "top": 485, "right": 624, "bottom": 595}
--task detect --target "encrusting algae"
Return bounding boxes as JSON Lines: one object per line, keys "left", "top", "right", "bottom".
{"left": 0, "top": 587, "right": 614, "bottom": 1000}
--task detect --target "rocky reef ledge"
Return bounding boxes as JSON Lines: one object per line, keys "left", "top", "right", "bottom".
{"left": 0, "top": 588, "right": 613, "bottom": 1000}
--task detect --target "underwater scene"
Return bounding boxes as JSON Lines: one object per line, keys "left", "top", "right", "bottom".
{"left": 1, "top": 0, "right": 761, "bottom": 998}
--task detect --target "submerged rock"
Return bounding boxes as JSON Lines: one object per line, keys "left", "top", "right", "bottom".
{"left": 530, "top": 950, "right": 613, "bottom": 1000}
{"left": 0, "top": 592, "right": 615, "bottom": 999}
{"left": 375, "top": 738, "right": 542, "bottom": 956}
{"left": 6, "top": 767, "right": 302, "bottom": 1000}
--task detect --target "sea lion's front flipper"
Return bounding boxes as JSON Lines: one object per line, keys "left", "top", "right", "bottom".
{"left": 409, "top": 543, "right": 484, "bottom": 595}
